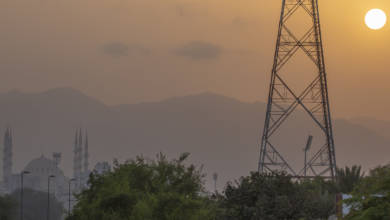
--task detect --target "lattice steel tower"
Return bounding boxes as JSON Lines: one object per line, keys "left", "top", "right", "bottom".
{"left": 258, "top": 0, "right": 336, "bottom": 179}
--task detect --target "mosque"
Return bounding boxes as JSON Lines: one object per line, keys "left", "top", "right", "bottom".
{"left": 0, "top": 128, "right": 111, "bottom": 211}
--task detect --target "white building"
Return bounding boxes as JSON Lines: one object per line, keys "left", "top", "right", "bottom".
{"left": 5, "top": 155, "right": 71, "bottom": 209}
{"left": 0, "top": 128, "right": 93, "bottom": 214}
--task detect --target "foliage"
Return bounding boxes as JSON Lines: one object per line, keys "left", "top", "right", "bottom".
{"left": 344, "top": 165, "right": 390, "bottom": 220}
{"left": 67, "top": 153, "right": 350, "bottom": 219}
{"left": 216, "top": 172, "right": 336, "bottom": 220}
{"left": 67, "top": 153, "right": 216, "bottom": 220}
{"left": 336, "top": 165, "right": 364, "bottom": 194}
{"left": 10, "top": 188, "right": 64, "bottom": 220}
{"left": 0, "top": 195, "right": 17, "bottom": 220}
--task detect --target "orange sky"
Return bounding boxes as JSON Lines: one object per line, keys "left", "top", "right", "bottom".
{"left": 2, "top": 0, "right": 390, "bottom": 119}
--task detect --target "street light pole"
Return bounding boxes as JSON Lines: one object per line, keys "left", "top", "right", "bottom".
{"left": 68, "top": 178, "right": 76, "bottom": 216}
{"left": 47, "top": 175, "right": 55, "bottom": 220}
{"left": 20, "top": 171, "right": 30, "bottom": 220}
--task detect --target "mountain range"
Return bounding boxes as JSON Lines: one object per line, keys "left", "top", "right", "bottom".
{"left": 0, "top": 87, "right": 389, "bottom": 191}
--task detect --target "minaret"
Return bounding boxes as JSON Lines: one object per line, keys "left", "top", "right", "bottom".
{"left": 78, "top": 129, "right": 83, "bottom": 187}
{"left": 83, "top": 131, "right": 89, "bottom": 173}
{"left": 3, "top": 128, "right": 13, "bottom": 188}
{"left": 73, "top": 130, "right": 79, "bottom": 181}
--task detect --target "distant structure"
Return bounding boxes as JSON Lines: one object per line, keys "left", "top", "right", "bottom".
{"left": 83, "top": 132, "right": 89, "bottom": 180}
{"left": 0, "top": 129, "right": 70, "bottom": 205}
{"left": 212, "top": 173, "right": 218, "bottom": 192}
{"left": 258, "top": 0, "right": 337, "bottom": 179}
{"left": 0, "top": 126, "right": 102, "bottom": 214}
{"left": 93, "top": 162, "right": 111, "bottom": 175}
{"left": 53, "top": 152, "right": 62, "bottom": 167}
{"left": 3, "top": 128, "right": 13, "bottom": 189}
{"left": 73, "top": 129, "right": 90, "bottom": 191}
{"left": 73, "top": 129, "right": 82, "bottom": 190}
{"left": 21, "top": 155, "right": 69, "bottom": 204}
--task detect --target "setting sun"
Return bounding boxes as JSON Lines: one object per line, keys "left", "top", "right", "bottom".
{"left": 365, "top": 9, "right": 387, "bottom": 30}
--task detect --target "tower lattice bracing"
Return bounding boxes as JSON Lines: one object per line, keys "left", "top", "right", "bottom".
{"left": 259, "top": 0, "right": 336, "bottom": 179}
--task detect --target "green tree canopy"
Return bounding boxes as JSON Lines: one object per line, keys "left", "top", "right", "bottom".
{"left": 344, "top": 165, "right": 390, "bottom": 220}
{"left": 68, "top": 153, "right": 216, "bottom": 220}
{"left": 217, "top": 172, "right": 336, "bottom": 220}
{"left": 0, "top": 195, "right": 17, "bottom": 220}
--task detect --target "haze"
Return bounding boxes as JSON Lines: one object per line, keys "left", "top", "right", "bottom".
{"left": 1, "top": 0, "right": 390, "bottom": 120}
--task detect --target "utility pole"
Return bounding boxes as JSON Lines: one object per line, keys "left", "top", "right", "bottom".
{"left": 47, "top": 175, "right": 55, "bottom": 220}
{"left": 20, "top": 171, "right": 30, "bottom": 220}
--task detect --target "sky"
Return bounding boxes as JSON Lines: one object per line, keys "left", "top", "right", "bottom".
{"left": 2, "top": 0, "right": 390, "bottom": 120}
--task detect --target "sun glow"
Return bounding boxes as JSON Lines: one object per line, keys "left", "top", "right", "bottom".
{"left": 365, "top": 9, "right": 387, "bottom": 30}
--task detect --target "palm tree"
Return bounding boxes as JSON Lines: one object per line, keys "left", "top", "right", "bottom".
{"left": 336, "top": 165, "right": 364, "bottom": 194}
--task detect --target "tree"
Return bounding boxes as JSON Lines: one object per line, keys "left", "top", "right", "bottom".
{"left": 344, "top": 165, "right": 390, "bottom": 219}
{"left": 217, "top": 172, "right": 336, "bottom": 220}
{"left": 68, "top": 153, "right": 216, "bottom": 220}
{"left": 10, "top": 188, "right": 64, "bottom": 220}
{"left": 336, "top": 165, "right": 364, "bottom": 194}
{"left": 0, "top": 195, "right": 17, "bottom": 220}
{"left": 300, "top": 177, "right": 337, "bottom": 219}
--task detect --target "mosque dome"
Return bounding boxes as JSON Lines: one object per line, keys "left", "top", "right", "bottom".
{"left": 24, "top": 155, "right": 63, "bottom": 176}
{"left": 21, "top": 155, "right": 68, "bottom": 199}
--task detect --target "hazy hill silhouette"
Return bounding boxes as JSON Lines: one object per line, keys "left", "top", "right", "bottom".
{"left": 349, "top": 116, "right": 390, "bottom": 138}
{"left": 0, "top": 88, "right": 388, "bottom": 191}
